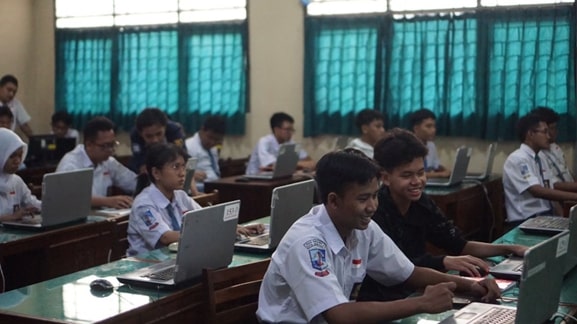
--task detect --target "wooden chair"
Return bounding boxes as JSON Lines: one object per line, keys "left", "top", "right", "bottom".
{"left": 203, "top": 258, "right": 271, "bottom": 324}
{"left": 193, "top": 189, "right": 220, "bottom": 207}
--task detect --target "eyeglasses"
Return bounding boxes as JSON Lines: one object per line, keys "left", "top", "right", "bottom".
{"left": 279, "top": 127, "right": 296, "bottom": 133}
{"left": 93, "top": 141, "right": 119, "bottom": 151}
{"left": 532, "top": 129, "right": 549, "bottom": 135}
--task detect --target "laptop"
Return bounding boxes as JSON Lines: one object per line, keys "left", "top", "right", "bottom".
{"left": 518, "top": 215, "right": 570, "bottom": 236}
{"left": 442, "top": 230, "right": 569, "bottom": 324}
{"left": 464, "top": 143, "right": 497, "bottom": 180}
{"left": 490, "top": 227, "right": 571, "bottom": 280}
{"left": 117, "top": 200, "right": 240, "bottom": 289}
{"left": 244, "top": 143, "right": 299, "bottom": 180}
{"left": 426, "top": 146, "right": 471, "bottom": 187}
{"left": 2, "top": 168, "right": 93, "bottom": 229}
{"left": 234, "top": 179, "right": 315, "bottom": 252}
{"left": 334, "top": 136, "right": 350, "bottom": 151}
{"left": 183, "top": 157, "right": 198, "bottom": 195}
{"left": 25, "top": 135, "right": 76, "bottom": 167}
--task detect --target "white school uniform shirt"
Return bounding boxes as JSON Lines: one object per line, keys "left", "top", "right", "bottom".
{"left": 256, "top": 205, "right": 414, "bottom": 324}
{"left": 425, "top": 141, "right": 441, "bottom": 171}
{"left": 56, "top": 145, "right": 137, "bottom": 197}
{"left": 503, "top": 144, "right": 558, "bottom": 223}
{"left": 127, "top": 184, "right": 202, "bottom": 256}
{"left": 246, "top": 134, "right": 308, "bottom": 175}
{"left": 347, "top": 138, "right": 374, "bottom": 158}
{"left": 185, "top": 132, "right": 220, "bottom": 191}
{"left": 4, "top": 98, "right": 31, "bottom": 131}
{"left": 542, "top": 143, "right": 574, "bottom": 183}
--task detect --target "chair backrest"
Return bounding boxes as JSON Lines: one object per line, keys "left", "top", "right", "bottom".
{"left": 193, "top": 189, "right": 220, "bottom": 207}
{"left": 203, "top": 258, "right": 271, "bottom": 324}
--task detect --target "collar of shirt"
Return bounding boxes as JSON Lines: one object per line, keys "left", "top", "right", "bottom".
{"left": 520, "top": 143, "right": 539, "bottom": 160}
{"left": 317, "top": 206, "right": 359, "bottom": 255}
{"left": 78, "top": 144, "right": 96, "bottom": 168}
{"left": 148, "top": 183, "right": 172, "bottom": 209}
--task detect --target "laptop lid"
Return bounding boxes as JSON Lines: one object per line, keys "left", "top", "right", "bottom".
{"left": 245, "top": 143, "right": 299, "bottom": 180}
{"left": 235, "top": 179, "right": 315, "bottom": 252}
{"left": 25, "top": 135, "right": 76, "bottom": 167}
{"left": 426, "top": 146, "right": 471, "bottom": 187}
{"left": 3, "top": 168, "right": 93, "bottom": 229}
{"left": 564, "top": 204, "right": 577, "bottom": 274}
{"left": 117, "top": 200, "right": 240, "bottom": 288}
{"left": 444, "top": 230, "right": 569, "bottom": 324}
{"left": 465, "top": 143, "right": 497, "bottom": 180}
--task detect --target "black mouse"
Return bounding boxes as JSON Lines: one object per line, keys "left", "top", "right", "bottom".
{"left": 90, "top": 279, "right": 114, "bottom": 292}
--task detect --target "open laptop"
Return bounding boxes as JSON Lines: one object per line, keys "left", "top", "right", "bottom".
{"left": 464, "top": 143, "right": 497, "bottom": 180}
{"left": 426, "top": 146, "right": 471, "bottom": 187}
{"left": 25, "top": 135, "right": 76, "bottom": 167}
{"left": 117, "top": 200, "right": 240, "bottom": 289}
{"left": 442, "top": 230, "right": 569, "bottom": 324}
{"left": 244, "top": 143, "right": 299, "bottom": 180}
{"left": 334, "top": 136, "right": 350, "bottom": 151}
{"left": 2, "top": 168, "right": 93, "bottom": 229}
{"left": 518, "top": 214, "right": 571, "bottom": 236}
{"left": 234, "top": 179, "right": 315, "bottom": 252}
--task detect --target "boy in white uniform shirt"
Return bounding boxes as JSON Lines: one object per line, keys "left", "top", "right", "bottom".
{"left": 409, "top": 108, "right": 450, "bottom": 179}
{"left": 0, "top": 75, "right": 33, "bottom": 138}
{"left": 257, "top": 149, "right": 499, "bottom": 324}
{"left": 185, "top": 115, "right": 226, "bottom": 192}
{"left": 347, "top": 108, "right": 386, "bottom": 158}
{"left": 57, "top": 117, "right": 137, "bottom": 209}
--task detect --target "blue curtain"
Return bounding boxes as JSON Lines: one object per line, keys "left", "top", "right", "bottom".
{"left": 55, "top": 22, "right": 248, "bottom": 134}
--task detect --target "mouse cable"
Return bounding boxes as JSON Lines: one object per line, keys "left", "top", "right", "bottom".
{"left": 0, "top": 263, "right": 4, "bottom": 293}
{"left": 463, "top": 179, "right": 496, "bottom": 242}
{"left": 107, "top": 248, "right": 112, "bottom": 264}
{"left": 553, "top": 311, "right": 577, "bottom": 323}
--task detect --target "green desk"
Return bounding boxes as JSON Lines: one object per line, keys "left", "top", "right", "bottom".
{"left": 0, "top": 216, "right": 115, "bottom": 292}
{"left": 0, "top": 247, "right": 267, "bottom": 323}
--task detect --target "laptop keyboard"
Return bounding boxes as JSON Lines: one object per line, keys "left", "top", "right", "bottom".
{"left": 472, "top": 307, "right": 515, "bottom": 324}
{"left": 527, "top": 216, "right": 569, "bottom": 229}
{"left": 144, "top": 267, "right": 175, "bottom": 281}
{"left": 245, "top": 234, "right": 270, "bottom": 246}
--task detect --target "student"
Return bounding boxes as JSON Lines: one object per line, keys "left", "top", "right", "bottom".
{"left": 0, "top": 128, "right": 41, "bottom": 222}
{"left": 57, "top": 117, "right": 137, "bottom": 209}
{"left": 531, "top": 106, "right": 574, "bottom": 183}
{"left": 0, "top": 105, "right": 13, "bottom": 129}
{"left": 409, "top": 108, "right": 449, "bottom": 178}
{"left": 129, "top": 107, "right": 186, "bottom": 174}
{"left": 503, "top": 113, "right": 577, "bottom": 227}
{"left": 0, "top": 75, "right": 33, "bottom": 137}
{"left": 347, "top": 108, "right": 386, "bottom": 158}
{"left": 246, "top": 112, "right": 315, "bottom": 175}
{"left": 185, "top": 115, "right": 226, "bottom": 192}
{"left": 256, "top": 150, "right": 499, "bottom": 323}
{"left": 51, "top": 111, "right": 80, "bottom": 143}
{"left": 357, "top": 128, "right": 527, "bottom": 302}
{"left": 127, "top": 143, "right": 264, "bottom": 256}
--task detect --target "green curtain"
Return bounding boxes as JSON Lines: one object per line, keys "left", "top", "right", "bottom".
{"left": 55, "top": 22, "right": 248, "bottom": 134}
{"left": 304, "top": 16, "right": 382, "bottom": 136}
{"left": 482, "top": 7, "right": 575, "bottom": 141}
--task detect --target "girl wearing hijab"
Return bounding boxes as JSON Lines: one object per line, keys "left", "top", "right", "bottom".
{"left": 0, "top": 128, "right": 41, "bottom": 222}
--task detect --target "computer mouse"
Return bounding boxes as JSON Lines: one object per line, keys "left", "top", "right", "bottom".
{"left": 168, "top": 242, "right": 179, "bottom": 253}
{"left": 90, "top": 279, "right": 114, "bottom": 292}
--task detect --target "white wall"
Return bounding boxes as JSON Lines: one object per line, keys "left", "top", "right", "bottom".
{"left": 0, "top": 0, "right": 573, "bottom": 175}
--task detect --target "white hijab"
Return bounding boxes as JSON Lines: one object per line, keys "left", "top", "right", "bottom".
{"left": 0, "top": 128, "right": 27, "bottom": 190}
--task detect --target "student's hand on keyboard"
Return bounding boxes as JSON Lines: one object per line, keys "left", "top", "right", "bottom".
{"left": 469, "top": 278, "right": 501, "bottom": 303}
{"left": 7, "top": 206, "right": 40, "bottom": 221}
{"left": 236, "top": 224, "right": 265, "bottom": 236}
{"left": 507, "top": 244, "right": 528, "bottom": 257}
{"left": 417, "top": 282, "right": 456, "bottom": 313}
{"left": 106, "top": 195, "right": 133, "bottom": 209}
{"left": 444, "top": 255, "right": 490, "bottom": 277}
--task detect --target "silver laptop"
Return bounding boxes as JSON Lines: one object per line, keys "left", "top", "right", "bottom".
{"left": 244, "top": 143, "right": 299, "bottom": 180}
{"left": 2, "top": 168, "right": 93, "bottom": 229}
{"left": 426, "top": 146, "right": 471, "bottom": 187}
{"left": 117, "top": 200, "right": 240, "bottom": 289}
{"left": 334, "top": 136, "right": 350, "bottom": 151}
{"left": 235, "top": 180, "right": 315, "bottom": 252}
{"left": 518, "top": 215, "right": 570, "bottom": 236}
{"left": 465, "top": 143, "right": 497, "bottom": 180}
{"left": 183, "top": 157, "right": 198, "bottom": 195}
{"left": 442, "top": 230, "right": 569, "bottom": 324}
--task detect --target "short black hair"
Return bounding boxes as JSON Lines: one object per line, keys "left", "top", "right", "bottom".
{"left": 530, "top": 106, "right": 559, "bottom": 125}
{"left": 0, "top": 75, "right": 18, "bottom": 87}
{"left": 0, "top": 105, "right": 13, "bottom": 120}
{"left": 270, "top": 112, "right": 294, "bottom": 130}
{"left": 51, "top": 111, "right": 73, "bottom": 126}
{"left": 315, "top": 149, "right": 381, "bottom": 204}
{"left": 374, "top": 128, "right": 428, "bottom": 172}
{"left": 202, "top": 115, "right": 227, "bottom": 135}
{"left": 83, "top": 116, "right": 116, "bottom": 142}
{"left": 516, "top": 113, "right": 546, "bottom": 143}
{"left": 355, "top": 109, "right": 384, "bottom": 131}
{"left": 135, "top": 108, "right": 168, "bottom": 132}
{"left": 409, "top": 108, "right": 436, "bottom": 128}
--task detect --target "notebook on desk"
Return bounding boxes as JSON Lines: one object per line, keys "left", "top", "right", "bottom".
{"left": 116, "top": 200, "right": 240, "bottom": 289}
{"left": 234, "top": 179, "right": 315, "bottom": 253}
{"left": 244, "top": 143, "right": 299, "bottom": 180}
{"left": 25, "top": 135, "right": 76, "bottom": 167}
{"left": 2, "top": 168, "right": 93, "bottom": 230}
{"left": 442, "top": 230, "right": 569, "bottom": 324}
{"left": 465, "top": 143, "right": 497, "bottom": 180}
{"left": 426, "top": 146, "right": 471, "bottom": 187}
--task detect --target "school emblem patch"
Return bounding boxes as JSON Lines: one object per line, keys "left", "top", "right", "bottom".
{"left": 304, "top": 239, "right": 330, "bottom": 276}
{"left": 141, "top": 209, "right": 159, "bottom": 230}
{"left": 520, "top": 163, "right": 530, "bottom": 179}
